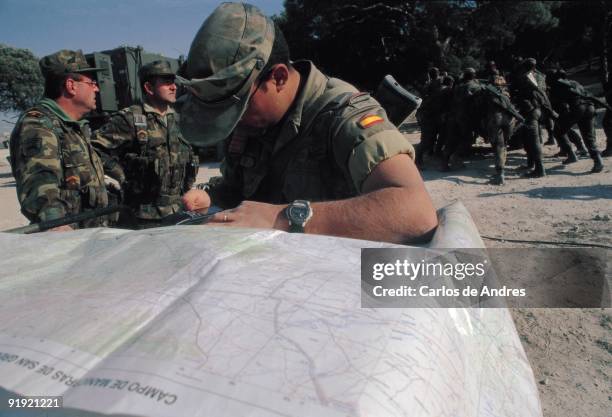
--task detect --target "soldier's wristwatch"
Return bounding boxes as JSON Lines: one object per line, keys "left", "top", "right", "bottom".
{"left": 285, "top": 200, "right": 312, "bottom": 233}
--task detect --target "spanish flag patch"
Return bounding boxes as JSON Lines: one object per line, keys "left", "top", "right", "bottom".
{"left": 358, "top": 114, "right": 384, "bottom": 129}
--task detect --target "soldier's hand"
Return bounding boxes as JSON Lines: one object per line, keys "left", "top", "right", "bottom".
{"left": 206, "top": 201, "right": 288, "bottom": 231}
{"left": 182, "top": 189, "right": 211, "bottom": 213}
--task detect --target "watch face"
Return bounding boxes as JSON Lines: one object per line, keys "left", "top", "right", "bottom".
{"left": 288, "top": 205, "right": 310, "bottom": 223}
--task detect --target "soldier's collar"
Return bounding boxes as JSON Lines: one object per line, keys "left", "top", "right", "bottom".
{"left": 143, "top": 102, "right": 175, "bottom": 116}
{"left": 39, "top": 98, "right": 87, "bottom": 126}
{"left": 271, "top": 61, "right": 326, "bottom": 154}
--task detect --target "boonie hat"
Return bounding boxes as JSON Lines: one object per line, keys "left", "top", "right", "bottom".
{"left": 39, "top": 49, "right": 104, "bottom": 78}
{"left": 176, "top": 2, "right": 275, "bottom": 146}
{"left": 138, "top": 60, "right": 176, "bottom": 80}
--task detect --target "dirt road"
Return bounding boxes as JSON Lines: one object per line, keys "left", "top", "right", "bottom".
{"left": 412, "top": 129, "right": 611, "bottom": 417}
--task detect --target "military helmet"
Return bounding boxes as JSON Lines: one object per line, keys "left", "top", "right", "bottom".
{"left": 176, "top": 2, "right": 276, "bottom": 146}
{"left": 462, "top": 67, "right": 476, "bottom": 80}
{"left": 523, "top": 57, "right": 537, "bottom": 70}
{"left": 39, "top": 49, "right": 104, "bottom": 78}
{"left": 138, "top": 60, "right": 175, "bottom": 80}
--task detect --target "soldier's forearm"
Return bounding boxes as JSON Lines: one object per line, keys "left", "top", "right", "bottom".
{"left": 307, "top": 186, "right": 438, "bottom": 244}
{"left": 20, "top": 184, "right": 67, "bottom": 223}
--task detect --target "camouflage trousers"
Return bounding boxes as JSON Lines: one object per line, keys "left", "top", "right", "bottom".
{"left": 554, "top": 103, "right": 598, "bottom": 157}
{"left": 416, "top": 117, "right": 440, "bottom": 165}
{"left": 521, "top": 108, "right": 543, "bottom": 168}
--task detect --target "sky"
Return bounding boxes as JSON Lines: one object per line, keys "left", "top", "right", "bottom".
{"left": 0, "top": 0, "right": 285, "bottom": 58}
{"left": 0, "top": 0, "right": 285, "bottom": 131}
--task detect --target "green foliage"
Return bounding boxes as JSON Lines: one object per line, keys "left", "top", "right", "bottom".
{"left": 0, "top": 44, "right": 43, "bottom": 112}
{"left": 277, "top": 1, "right": 610, "bottom": 89}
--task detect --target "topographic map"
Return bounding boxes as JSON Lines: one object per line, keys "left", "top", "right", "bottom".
{"left": 0, "top": 202, "right": 542, "bottom": 417}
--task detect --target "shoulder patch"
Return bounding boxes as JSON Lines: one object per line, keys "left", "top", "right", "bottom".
{"left": 358, "top": 114, "right": 384, "bottom": 129}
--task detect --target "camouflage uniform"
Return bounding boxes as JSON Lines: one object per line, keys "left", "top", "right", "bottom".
{"left": 9, "top": 51, "right": 109, "bottom": 228}
{"left": 512, "top": 59, "right": 549, "bottom": 176}
{"left": 549, "top": 75, "right": 603, "bottom": 172}
{"left": 415, "top": 82, "right": 452, "bottom": 166}
{"left": 178, "top": 3, "right": 414, "bottom": 208}
{"left": 442, "top": 69, "right": 483, "bottom": 169}
{"left": 415, "top": 68, "right": 444, "bottom": 166}
{"left": 208, "top": 61, "right": 415, "bottom": 207}
{"left": 92, "top": 62, "right": 198, "bottom": 225}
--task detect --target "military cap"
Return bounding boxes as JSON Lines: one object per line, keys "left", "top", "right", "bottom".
{"left": 39, "top": 49, "right": 103, "bottom": 78}
{"left": 138, "top": 60, "right": 175, "bottom": 80}
{"left": 523, "top": 57, "right": 537, "bottom": 70}
{"left": 176, "top": 2, "right": 275, "bottom": 146}
{"left": 442, "top": 75, "right": 455, "bottom": 86}
{"left": 463, "top": 67, "right": 476, "bottom": 75}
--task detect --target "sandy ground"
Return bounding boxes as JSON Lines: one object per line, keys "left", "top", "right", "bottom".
{"left": 0, "top": 127, "right": 610, "bottom": 415}
{"left": 407, "top": 127, "right": 611, "bottom": 417}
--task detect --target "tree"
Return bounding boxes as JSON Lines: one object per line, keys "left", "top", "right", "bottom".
{"left": 0, "top": 44, "right": 43, "bottom": 112}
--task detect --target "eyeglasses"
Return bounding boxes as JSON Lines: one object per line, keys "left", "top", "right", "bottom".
{"left": 73, "top": 79, "right": 98, "bottom": 87}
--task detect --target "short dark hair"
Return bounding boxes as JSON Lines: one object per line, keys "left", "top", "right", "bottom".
{"left": 259, "top": 22, "right": 291, "bottom": 80}
{"left": 140, "top": 75, "right": 174, "bottom": 97}
{"left": 43, "top": 73, "right": 83, "bottom": 99}
{"left": 140, "top": 77, "right": 152, "bottom": 96}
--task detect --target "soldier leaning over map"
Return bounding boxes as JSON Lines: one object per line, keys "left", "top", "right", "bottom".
{"left": 177, "top": 2, "right": 437, "bottom": 244}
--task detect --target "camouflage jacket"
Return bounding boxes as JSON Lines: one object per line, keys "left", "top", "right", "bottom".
{"left": 209, "top": 61, "right": 415, "bottom": 208}
{"left": 9, "top": 98, "right": 108, "bottom": 227}
{"left": 512, "top": 70, "right": 551, "bottom": 113}
{"left": 549, "top": 78, "right": 593, "bottom": 113}
{"left": 92, "top": 103, "right": 198, "bottom": 220}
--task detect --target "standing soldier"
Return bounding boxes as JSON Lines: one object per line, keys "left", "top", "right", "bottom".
{"left": 549, "top": 70, "right": 604, "bottom": 173}
{"left": 415, "top": 74, "right": 453, "bottom": 167}
{"left": 424, "top": 67, "right": 442, "bottom": 97}
{"left": 415, "top": 67, "right": 441, "bottom": 168}
{"left": 442, "top": 68, "right": 482, "bottom": 170}
{"left": 92, "top": 61, "right": 206, "bottom": 228}
{"left": 9, "top": 50, "right": 109, "bottom": 230}
{"left": 512, "top": 58, "right": 550, "bottom": 178}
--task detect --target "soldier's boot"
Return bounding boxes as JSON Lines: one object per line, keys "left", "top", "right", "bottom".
{"left": 590, "top": 151, "right": 604, "bottom": 173}
{"left": 544, "top": 130, "right": 556, "bottom": 146}
{"left": 521, "top": 156, "right": 535, "bottom": 170}
{"left": 562, "top": 149, "right": 578, "bottom": 165}
{"left": 449, "top": 153, "right": 466, "bottom": 170}
{"left": 525, "top": 161, "right": 546, "bottom": 178}
{"left": 491, "top": 167, "right": 505, "bottom": 185}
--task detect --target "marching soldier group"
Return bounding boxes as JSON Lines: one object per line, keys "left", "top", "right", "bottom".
{"left": 415, "top": 57, "right": 608, "bottom": 178}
